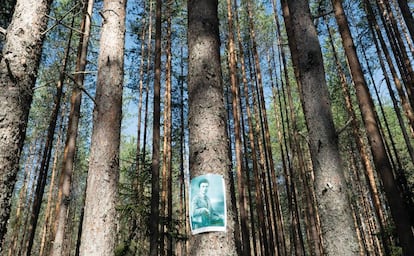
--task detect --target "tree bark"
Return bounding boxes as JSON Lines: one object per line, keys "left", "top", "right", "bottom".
{"left": 26, "top": 11, "right": 74, "bottom": 256}
{"left": 187, "top": 0, "right": 237, "bottom": 254}
{"left": 325, "top": 13, "right": 389, "bottom": 254}
{"left": 225, "top": 0, "right": 250, "bottom": 254}
{"left": 332, "top": 0, "right": 414, "bottom": 254}
{"left": 51, "top": 0, "right": 94, "bottom": 254}
{"left": 283, "top": 0, "right": 359, "bottom": 254}
{"left": 78, "top": 0, "right": 126, "bottom": 254}
{"left": 0, "top": 0, "right": 52, "bottom": 249}
{"left": 39, "top": 110, "right": 64, "bottom": 256}
{"left": 149, "top": 0, "right": 162, "bottom": 253}
{"left": 397, "top": 0, "right": 414, "bottom": 42}
{"left": 235, "top": 11, "right": 267, "bottom": 253}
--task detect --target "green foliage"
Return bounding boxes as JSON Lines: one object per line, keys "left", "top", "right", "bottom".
{"left": 116, "top": 136, "right": 152, "bottom": 255}
{"left": 115, "top": 240, "right": 140, "bottom": 256}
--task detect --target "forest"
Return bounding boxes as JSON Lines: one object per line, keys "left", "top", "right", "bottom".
{"left": 0, "top": 0, "right": 414, "bottom": 255}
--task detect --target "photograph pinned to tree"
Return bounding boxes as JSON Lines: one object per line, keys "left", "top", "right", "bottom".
{"left": 190, "top": 174, "right": 226, "bottom": 234}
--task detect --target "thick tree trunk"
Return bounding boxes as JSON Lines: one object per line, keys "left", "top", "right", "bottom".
{"left": 283, "top": 0, "right": 359, "bottom": 254}
{"left": 78, "top": 0, "right": 126, "bottom": 254}
{"left": 325, "top": 13, "right": 389, "bottom": 254}
{"left": 187, "top": 0, "right": 237, "bottom": 254}
{"left": 0, "top": 0, "right": 52, "bottom": 249}
{"left": 332, "top": 0, "right": 414, "bottom": 254}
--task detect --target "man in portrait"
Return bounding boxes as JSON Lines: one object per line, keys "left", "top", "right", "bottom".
{"left": 191, "top": 177, "right": 224, "bottom": 230}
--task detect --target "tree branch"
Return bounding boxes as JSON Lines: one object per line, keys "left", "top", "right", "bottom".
{"left": 0, "top": 27, "right": 6, "bottom": 36}
{"left": 337, "top": 117, "right": 353, "bottom": 135}
{"left": 312, "top": 10, "right": 334, "bottom": 20}
{"left": 64, "top": 71, "right": 98, "bottom": 106}
{"left": 42, "top": 2, "right": 83, "bottom": 35}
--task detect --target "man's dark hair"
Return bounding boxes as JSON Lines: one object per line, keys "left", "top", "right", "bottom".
{"left": 198, "top": 178, "right": 209, "bottom": 187}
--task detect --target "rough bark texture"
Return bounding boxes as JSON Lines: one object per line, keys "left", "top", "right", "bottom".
{"left": 78, "top": 0, "right": 126, "bottom": 254}
{"left": 398, "top": 0, "right": 414, "bottom": 42}
{"left": 187, "top": 0, "right": 236, "bottom": 254}
{"left": 283, "top": 0, "right": 359, "bottom": 254}
{"left": 0, "top": 0, "right": 52, "bottom": 249}
{"left": 332, "top": 0, "right": 414, "bottom": 254}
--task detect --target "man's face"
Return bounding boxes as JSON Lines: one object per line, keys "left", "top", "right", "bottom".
{"left": 199, "top": 182, "right": 209, "bottom": 195}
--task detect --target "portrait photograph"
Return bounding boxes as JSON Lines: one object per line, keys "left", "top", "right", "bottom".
{"left": 189, "top": 174, "right": 226, "bottom": 234}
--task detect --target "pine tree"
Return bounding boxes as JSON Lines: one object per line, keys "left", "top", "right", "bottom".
{"left": 332, "top": 0, "right": 414, "bottom": 254}
{"left": 187, "top": 0, "right": 237, "bottom": 254}
{"left": 51, "top": 0, "right": 95, "bottom": 254}
{"left": 78, "top": 0, "right": 126, "bottom": 254}
{"left": 0, "top": 0, "right": 53, "bottom": 249}
{"left": 283, "top": 0, "right": 359, "bottom": 254}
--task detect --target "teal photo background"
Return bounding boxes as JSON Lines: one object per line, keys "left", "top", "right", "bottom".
{"left": 190, "top": 174, "right": 226, "bottom": 232}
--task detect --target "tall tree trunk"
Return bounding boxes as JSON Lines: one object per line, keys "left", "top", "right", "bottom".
{"left": 187, "top": 0, "right": 237, "bottom": 254}
{"left": 331, "top": 0, "right": 414, "bottom": 254}
{"left": 278, "top": 29, "right": 307, "bottom": 256}
{"left": 247, "top": 49, "right": 277, "bottom": 255}
{"left": 232, "top": 3, "right": 268, "bottom": 254}
{"left": 135, "top": 3, "right": 147, "bottom": 180}
{"left": 20, "top": 165, "right": 40, "bottom": 255}
{"left": 39, "top": 110, "right": 64, "bottom": 256}
{"left": 26, "top": 11, "right": 74, "bottom": 255}
{"left": 140, "top": 0, "right": 153, "bottom": 174}
{"left": 51, "top": 0, "right": 94, "bottom": 254}
{"left": 392, "top": 0, "right": 414, "bottom": 56}
{"left": 149, "top": 0, "right": 162, "bottom": 253}
{"left": 133, "top": 14, "right": 149, "bottom": 251}
{"left": 283, "top": 0, "right": 359, "bottom": 254}
{"left": 78, "top": 0, "right": 126, "bottom": 254}
{"left": 0, "top": 0, "right": 52, "bottom": 248}
{"left": 235, "top": 14, "right": 267, "bottom": 254}
{"left": 161, "top": 4, "right": 172, "bottom": 253}
{"left": 364, "top": 0, "right": 414, "bottom": 138}
{"left": 224, "top": 73, "right": 243, "bottom": 256}
{"left": 6, "top": 140, "right": 36, "bottom": 256}
{"left": 177, "top": 46, "right": 187, "bottom": 256}
{"left": 225, "top": 0, "right": 250, "bottom": 254}
{"left": 245, "top": 2, "right": 285, "bottom": 254}
{"left": 397, "top": 0, "right": 414, "bottom": 42}
{"left": 375, "top": 0, "right": 414, "bottom": 110}
{"left": 324, "top": 14, "right": 390, "bottom": 254}
{"left": 272, "top": 6, "right": 310, "bottom": 253}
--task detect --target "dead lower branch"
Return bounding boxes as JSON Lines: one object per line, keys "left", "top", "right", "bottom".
{"left": 0, "top": 27, "right": 6, "bottom": 36}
